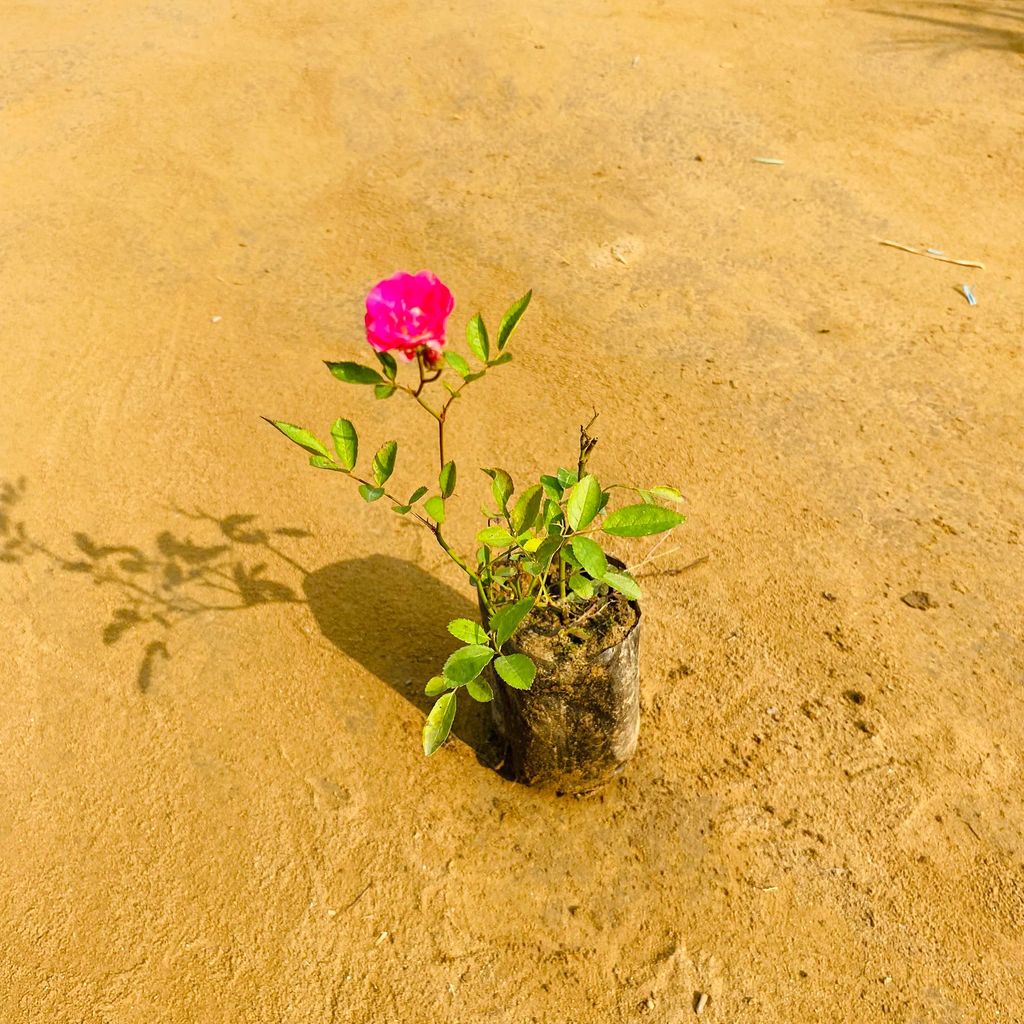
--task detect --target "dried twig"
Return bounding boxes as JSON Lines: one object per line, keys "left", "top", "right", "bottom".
{"left": 627, "top": 532, "right": 675, "bottom": 574}
{"left": 344, "top": 882, "right": 372, "bottom": 911}
{"left": 572, "top": 599, "right": 609, "bottom": 629}
{"left": 877, "top": 239, "right": 985, "bottom": 269}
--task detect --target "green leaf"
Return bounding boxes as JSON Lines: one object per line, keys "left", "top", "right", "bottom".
{"left": 444, "top": 351, "right": 471, "bottom": 378}
{"left": 424, "top": 495, "right": 446, "bottom": 523}
{"left": 407, "top": 485, "right": 428, "bottom": 504}
{"left": 443, "top": 644, "right": 494, "bottom": 684}
{"left": 467, "top": 313, "right": 490, "bottom": 362}
{"left": 330, "top": 418, "right": 358, "bottom": 470}
{"left": 604, "top": 570, "right": 642, "bottom": 601}
{"left": 391, "top": 504, "right": 412, "bottom": 514}
{"left": 561, "top": 545, "right": 581, "bottom": 570}
{"left": 650, "top": 485, "right": 685, "bottom": 504}
{"left": 309, "top": 455, "right": 343, "bottom": 471}
{"left": 542, "top": 499, "right": 563, "bottom": 530}
{"left": 466, "top": 676, "right": 494, "bottom": 702}
{"left": 325, "top": 361, "right": 385, "bottom": 385}
{"left": 567, "top": 474, "right": 602, "bottom": 531}
{"left": 439, "top": 460, "right": 457, "bottom": 499}
{"left": 484, "top": 468, "right": 514, "bottom": 513}
{"left": 488, "top": 352, "right": 513, "bottom": 367}
{"left": 530, "top": 536, "right": 561, "bottom": 572}
{"left": 511, "top": 484, "right": 543, "bottom": 534}
{"left": 477, "top": 525, "right": 517, "bottom": 548}
{"left": 540, "top": 475, "right": 564, "bottom": 500}
{"left": 425, "top": 675, "right": 455, "bottom": 696}
{"left": 490, "top": 597, "right": 535, "bottom": 647}
{"left": 374, "top": 384, "right": 397, "bottom": 400}
{"left": 571, "top": 536, "right": 608, "bottom": 579}
{"left": 448, "top": 619, "right": 488, "bottom": 645}
{"left": 494, "top": 653, "right": 536, "bottom": 690}
{"left": 568, "top": 572, "right": 595, "bottom": 599}
{"left": 497, "top": 290, "right": 532, "bottom": 351}
{"left": 371, "top": 440, "right": 397, "bottom": 485}
{"left": 264, "top": 419, "right": 331, "bottom": 459}
{"left": 601, "top": 504, "right": 685, "bottom": 537}
{"left": 423, "top": 691, "right": 457, "bottom": 755}
{"left": 358, "top": 484, "right": 385, "bottom": 502}
{"left": 556, "top": 466, "right": 579, "bottom": 488}
{"left": 375, "top": 350, "right": 398, "bottom": 381}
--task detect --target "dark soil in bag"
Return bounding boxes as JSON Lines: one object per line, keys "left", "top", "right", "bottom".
{"left": 484, "top": 589, "right": 641, "bottom": 794}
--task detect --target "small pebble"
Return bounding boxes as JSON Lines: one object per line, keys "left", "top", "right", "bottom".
{"left": 211, "top": 315, "right": 222, "bottom": 323}
{"left": 695, "top": 991, "right": 709, "bottom": 1014}
{"left": 901, "top": 590, "right": 937, "bottom": 611}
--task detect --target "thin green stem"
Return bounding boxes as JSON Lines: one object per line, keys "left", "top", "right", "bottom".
{"left": 346, "top": 469, "right": 477, "bottom": 583}
{"left": 558, "top": 552, "right": 567, "bottom": 621}
{"left": 380, "top": 347, "right": 507, "bottom": 592}
{"left": 475, "top": 576, "right": 494, "bottom": 619}
{"left": 406, "top": 389, "right": 442, "bottom": 420}
{"left": 535, "top": 570, "right": 551, "bottom": 606}
{"left": 348, "top": 473, "right": 431, "bottom": 530}
{"left": 432, "top": 525, "right": 476, "bottom": 583}
{"left": 413, "top": 352, "right": 427, "bottom": 396}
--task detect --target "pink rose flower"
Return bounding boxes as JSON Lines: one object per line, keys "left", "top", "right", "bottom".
{"left": 364, "top": 271, "right": 454, "bottom": 362}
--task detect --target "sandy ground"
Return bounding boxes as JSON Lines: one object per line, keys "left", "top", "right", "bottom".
{"left": 2, "top": 1, "right": 1023, "bottom": 1021}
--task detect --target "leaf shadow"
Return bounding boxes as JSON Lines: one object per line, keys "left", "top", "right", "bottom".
{"left": 1, "top": 480, "right": 496, "bottom": 761}
{"left": 867, "top": 1, "right": 1024, "bottom": 55}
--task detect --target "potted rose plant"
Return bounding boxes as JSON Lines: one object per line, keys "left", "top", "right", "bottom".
{"left": 266, "top": 272, "right": 684, "bottom": 793}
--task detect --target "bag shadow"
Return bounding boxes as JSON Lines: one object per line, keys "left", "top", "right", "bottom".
{"left": 303, "top": 554, "right": 498, "bottom": 762}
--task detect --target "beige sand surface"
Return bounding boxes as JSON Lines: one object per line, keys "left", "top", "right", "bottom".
{"left": 2, "top": 2, "right": 1022, "bottom": 1021}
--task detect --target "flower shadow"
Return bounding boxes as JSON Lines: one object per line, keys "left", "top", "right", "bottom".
{"left": 304, "top": 556, "right": 496, "bottom": 760}
{"left": 1, "top": 478, "right": 496, "bottom": 762}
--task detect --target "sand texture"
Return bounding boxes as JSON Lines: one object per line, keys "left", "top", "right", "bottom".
{"left": 1, "top": 1, "right": 1022, "bottom": 1021}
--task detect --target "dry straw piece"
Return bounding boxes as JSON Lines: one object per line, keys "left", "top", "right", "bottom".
{"left": 877, "top": 239, "right": 985, "bottom": 269}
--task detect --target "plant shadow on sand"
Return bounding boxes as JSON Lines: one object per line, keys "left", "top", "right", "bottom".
{"left": 304, "top": 556, "right": 494, "bottom": 759}
{"left": 869, "top": 2, "right": 1023, "bottom": 55}
{"left": 0, "top": 478, "right": 495, "bottom": 761}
